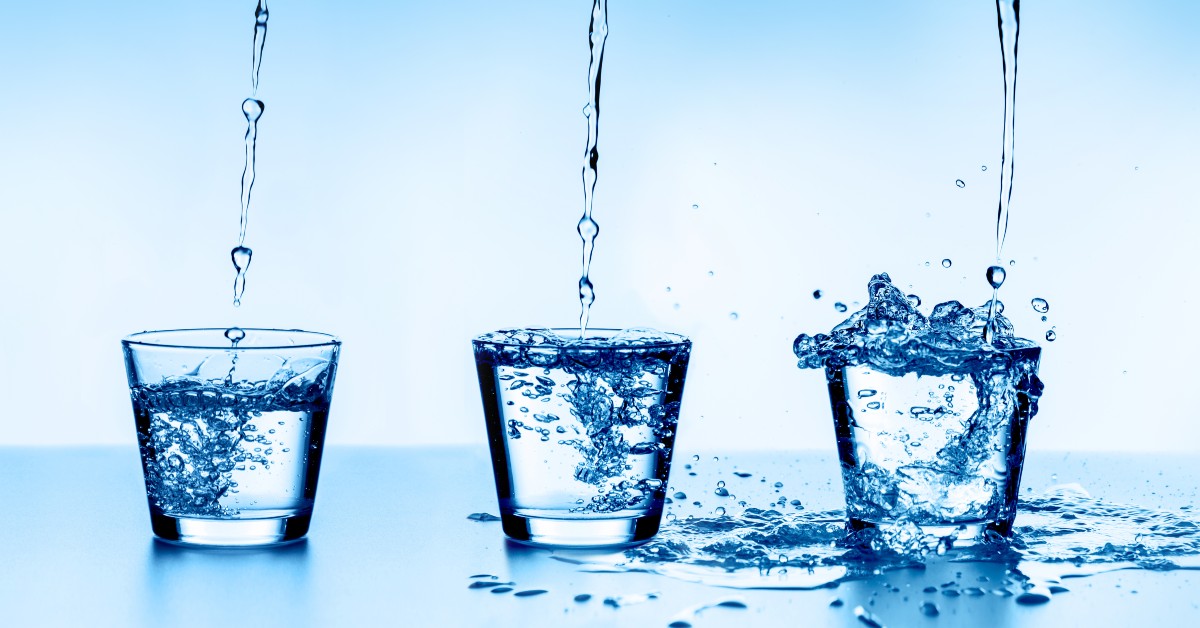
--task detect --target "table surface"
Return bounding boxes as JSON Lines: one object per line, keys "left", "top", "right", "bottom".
{"left": 2, "top": 446, "right": 1198, "bottom": 627}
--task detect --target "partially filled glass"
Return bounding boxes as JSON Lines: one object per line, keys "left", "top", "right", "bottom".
{"left": 473, "top": 328, "right": 691, "bottom": 548}
{"left": 122, "top": 328, "right": 340, "bottom": 546}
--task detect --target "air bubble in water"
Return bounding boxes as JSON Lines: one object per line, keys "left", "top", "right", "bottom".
{"left": 1031, "top": 298, "right": 1049, "bottom": 313}
{"left": 1045, "top": 329, "right": 1057, "bottom": 341}
{"left": 955, "top": 179, "right": 966, "bottom": 188}
{"left": 986, "top": 265, "right": 1006, "bottom": 289}
{"left": 942, "top": 259, "right": 952, "bottom": 268}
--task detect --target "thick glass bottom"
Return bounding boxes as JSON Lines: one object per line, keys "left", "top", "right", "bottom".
{"left": 150, "top": 512, "right": 312, "bottom": 547}
{"left": 848, "top": 517, "right": 1013, "bottom": 548}
{"left": 501, "top": 512, "right": 661, "bottom": 549}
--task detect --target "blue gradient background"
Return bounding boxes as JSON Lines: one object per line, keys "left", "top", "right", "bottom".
{"left": 0, "top": 1, "right": 1196, "bottom": 451}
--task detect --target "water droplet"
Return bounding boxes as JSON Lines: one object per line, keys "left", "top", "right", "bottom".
{"left": 1009, "top": 259, "right": 1016, "bottom": 266}
{"left": 231, "top": 245, "right": 253, "bottom": 306}
{"left": 981, "top": 165, "right": 988, "bottom": 171}
{"left": 920, "top": 601, "right": 940, "bottom": 616}
{"left": 906, "top": 294, "right": 921, "bottom": 307}
{"left": 729, "top": 312, "right": 739, "bottom": 321}
{"left": 714, "top": 506, "right": 727, "bottom": 516}
{"left": 1031, "top": 298, "right": 1049, "bottom": 313}
{"left": 955, "top": 179, "right": 966, "bottom": 188}
{"left": 673, "top": 303, "right": 681, "bottom": 310}
{"left": 714, "top": 487, "right": 729, "bottom": 496}
{"left": 241, "top": 98, "right": 264, "bottom": 121}
{"left": 1045, "top": 330, "right": 1057, "bottom": 341}
{"left": 224, "top": 327, "right": 246, "bottom": 347}
{"left": 574, "top": 594, "right": 592, "bottom": 602}
{"left": 1041, "top": 315, "right": 1048, "bottom": 322}
{"left": 1015, "top": 591, "right": 1051, "bottom": 605}
{"left": 673, "top": 492, "right": 686, "bottom": 499}
{"left": 665, "top": 286, "right": 672, "bottom": 292}
{"left": 829, "top": 598, "right": 844, "bottom": 607}
{"left": 941, "top": 258, "right": 952, "bottom": 268}
{"left": 986, "top": 265, "right": 1006, "bottom": 289}
{"left": 691, "top": 204, "right": 699, "bottom": 209}
{"left": 812, "top": 289, "right": 822, "bottom": 299}
{"left": 834, "top": 302, "right": 848, "bottom": 313}
{"left": 582, "top": 103, "right": 594, "bottom": 117}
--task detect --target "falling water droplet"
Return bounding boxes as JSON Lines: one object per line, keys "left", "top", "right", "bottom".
{"left": 942, "top": 259, "right": 952, "bottom": 268}
{"left": 665, "top": 286, "right": 671, "bottom": 292}
{"left": 729, "top": 312, "right": 739, "bottom": 321}
{"left": 1045, "top": 329, "right": 1057, "bottom": 341}
{"left": 231, "top": 246, "right": 253, "bottom": 306}
{"left": 981, "top": 165, "right": 988, "bottom": 171}
{"left": 1009, "top": 259, "right": 1016, "bottom": 266}
{"left": 707, "top": 270, "right": 715, "bottom": 277}
{"left": 812, "top": 290, "right": 822, "bottom": 299}
{"left": 834, "top": 302, "right": 848, "bottom": 313}
{"left": 1031, "top": 298, "right": 1049, "bottom": 313}
{"left": 907, "top": 294, "right": 921, "bottom": 307}
{"left": 714, "top": 506, "right": 727, "bottom": 516}
{"left": 955, "top": 179, "right": 966, "bottom": 188}
{"left": 691, "top": 203, "right": 699, "bottom": 209}
{"left": 986, "top": 265, "right": 1006, "bottom": 289}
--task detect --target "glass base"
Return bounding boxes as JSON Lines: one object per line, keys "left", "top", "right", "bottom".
{"left": 501, "top": 512, "right": 661, "bottom": 549}
{"left": 150, "top": 512, "right": 311, "bottom": 547}
{"left": 848, "top": 517, "right": 1012, "bottom": 548}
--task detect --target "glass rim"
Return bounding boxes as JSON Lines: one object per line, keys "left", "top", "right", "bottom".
{"left": 472, "top": 327, "right": 690, "bottom": 350}
{"left": 122, "top": 328, "right": 341, "bottom": 350}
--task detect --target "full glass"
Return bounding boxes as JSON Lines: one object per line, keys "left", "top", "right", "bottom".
{"left": 122, "top": 328, "right": 340, "bottom": 546}
{"left": 473, "top": 328, "right": 691, "bottom": 548}
{"left": 825, "top": 345, "right": 1042, "bottom": 544}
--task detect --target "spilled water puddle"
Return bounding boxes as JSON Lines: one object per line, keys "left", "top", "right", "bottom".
{"left": 546, "top": 483, "right": 1200, "bottom": 594}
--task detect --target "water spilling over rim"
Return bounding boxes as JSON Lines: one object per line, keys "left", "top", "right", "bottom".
{"left": 793, "top": 273, "right": 1040, "bottom": 378}
{"left": 123, "top": 328, "right": 340, "bottom": 350}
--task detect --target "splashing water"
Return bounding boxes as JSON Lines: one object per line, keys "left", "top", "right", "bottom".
{"left": 576, "top": 0, "right": 608, "bottom": 336}
{"left": 232, "top": 0, "right": 269, "bottom": 307}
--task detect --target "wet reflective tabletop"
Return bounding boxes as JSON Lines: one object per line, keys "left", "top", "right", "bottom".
{"left": 1, "top": 447, "right": 1197, "bottom": 627}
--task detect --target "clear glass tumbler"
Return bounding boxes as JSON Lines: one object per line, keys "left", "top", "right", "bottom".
{"left": 122, "top": 328, "right": 340, "bottom": 546}
{"left": 825, "top": 345, "right": 1042, "bottom": 545}
{"left": 473, "top": 328, "right": 691, "bottom": 548}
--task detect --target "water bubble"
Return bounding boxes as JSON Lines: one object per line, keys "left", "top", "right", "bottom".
{"left": 813, "top": 290, "right": 822, "bottom": 299}
{"left": 1031, "top": 298, "right": 1049, "bottom": 313}
{"left": 955, "top": 179, "right": 966, "bottom": 188}
{"left": 941, "top": 258, "right": 952, "bottom": 268}
{"left": 729, "top": 312, "right": 739, "bottom": 321}
{"left": 986, "top": 265, "right": 1006, "bottom": 289}
{"left": 857, "top": 389, "right": 877, "bottom": 398}
{"left": 1045, "top": 330, "right": 1057, "bottom": 341}
{"left": 834, "top": 302, "right": 848, "bottom": 313}
{"left": 224, "top": 327, "right": 246, "bottom": 345}
{"left": 906, "top": 294, "right": 921, "bottom": 307}
{"left": 714, "top": 506, "right": 727, "bottom": 516}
